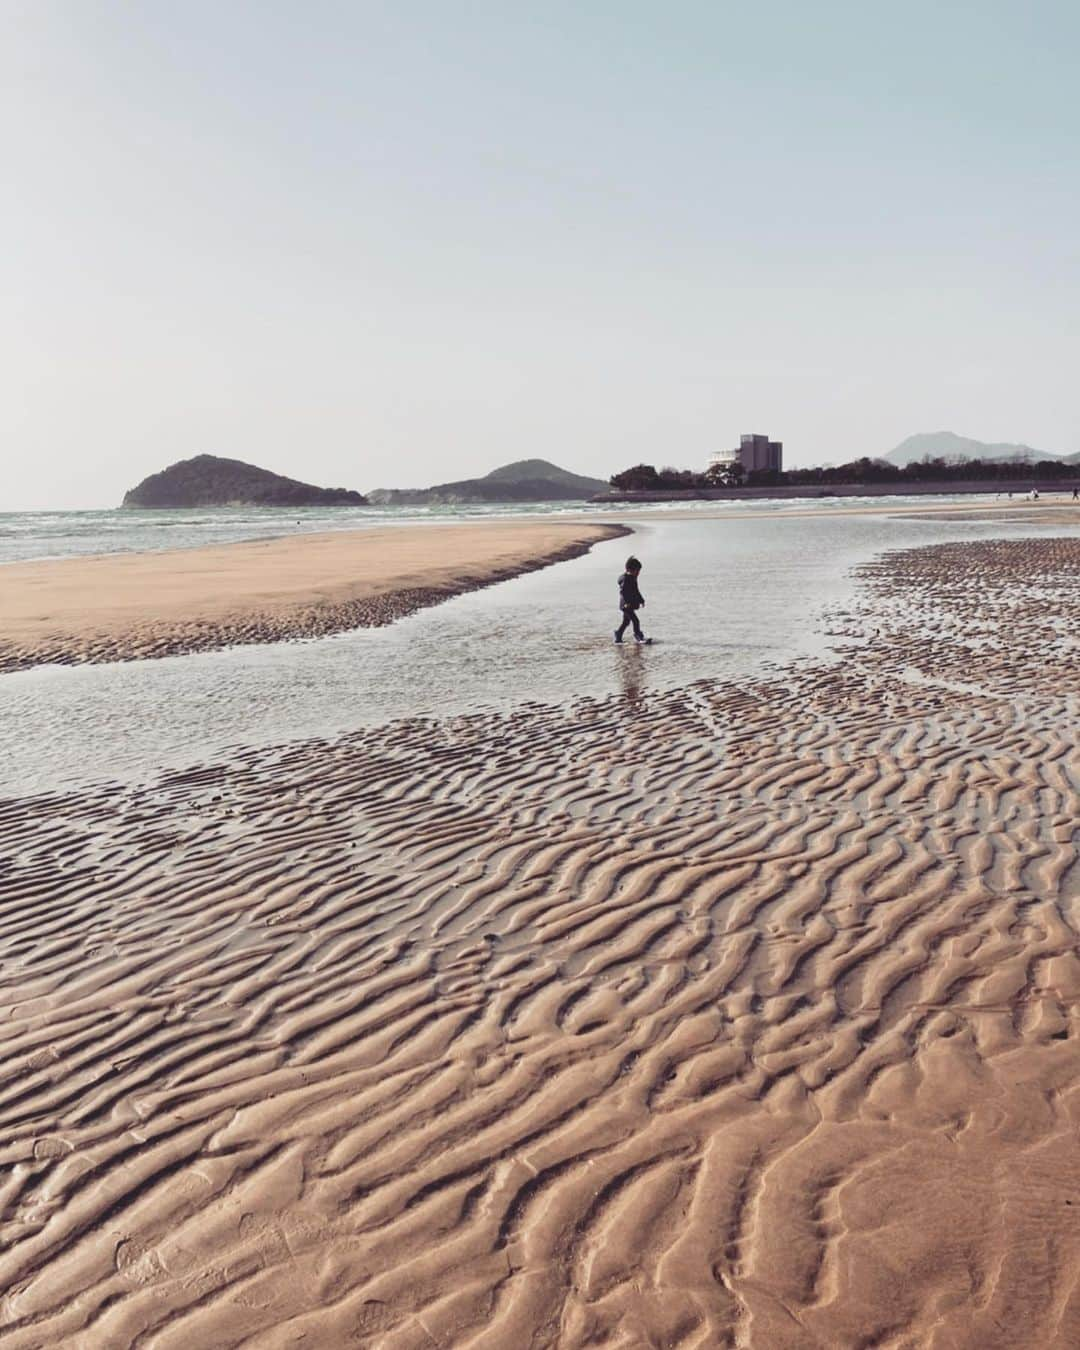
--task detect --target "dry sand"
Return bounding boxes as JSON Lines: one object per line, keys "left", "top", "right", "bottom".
{"left": 613, "top": 498, "right": 1080, "bottom": 524}
{"left": 1, "top": 536, "right": 1078, "bottom": 1347}
{"left": 0, "top": 521, "right": 628, "bottom": 673}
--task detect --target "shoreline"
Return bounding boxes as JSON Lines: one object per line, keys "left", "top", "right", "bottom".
{"left": 593, "top": 479, "right": 1080, "bottom": 503}
{"left": 2, "top": 534, "right": 1077, "bottom": 1343}
{"left": 588, "top": 498, "right": 1080, "bottom": 524}
{"left": 0, "top": 520, "right": 629, "bottom": 673}
{"left": 5, "top": 498, "right": 1079, "bottom": 575}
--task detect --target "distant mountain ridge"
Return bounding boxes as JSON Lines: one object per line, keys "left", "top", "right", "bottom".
{"left": 885, "top": 431, "right": 1073, "bottom": 466}
{"left": 123, "top": 455, "right": 368, "bottom": 508}
{"left": 367, "top": 459, "right": 609, "bottom": 505}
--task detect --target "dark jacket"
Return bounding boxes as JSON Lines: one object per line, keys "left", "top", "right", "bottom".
{"left": 618, "top": 571, "right": 644, "bottom": 609}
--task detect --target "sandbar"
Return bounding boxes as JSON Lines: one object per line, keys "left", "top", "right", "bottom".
{"left": 0, "top": 520, "right": 628, "bottom": 672}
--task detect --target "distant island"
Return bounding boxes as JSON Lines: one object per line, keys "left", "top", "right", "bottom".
{"left": 122, "top": 455, "right": 368, "bottom": 508}
{"left": 367, "top": 459, "right": 609, "bottom": 505}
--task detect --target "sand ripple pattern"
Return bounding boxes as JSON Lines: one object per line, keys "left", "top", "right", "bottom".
{"left": 1, "top": 537, "right": 1078, "bottom": 1347}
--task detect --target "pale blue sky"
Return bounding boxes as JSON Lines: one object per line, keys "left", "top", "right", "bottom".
{"left": 5, "top": 1, "right": 1078, "bottom": 507}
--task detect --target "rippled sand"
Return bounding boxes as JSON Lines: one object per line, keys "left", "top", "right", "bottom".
{"left": 1, "top": 537, "right": 1078, "bottom": 1347}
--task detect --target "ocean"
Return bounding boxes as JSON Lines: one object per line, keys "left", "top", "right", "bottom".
{"left": 0, "top": 492, "right": 1047, "bottom": 565}
{"left": 1, "top": 503, "right": 611, "bottom": 565}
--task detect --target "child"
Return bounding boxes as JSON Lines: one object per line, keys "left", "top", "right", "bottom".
{"left": 614, "top": 556, "right": 647, "bottom": 643}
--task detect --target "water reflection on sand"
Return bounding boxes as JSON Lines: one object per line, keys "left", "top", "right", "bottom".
{"left": 3, "top": 512, "right": 1076, "bottom": 796}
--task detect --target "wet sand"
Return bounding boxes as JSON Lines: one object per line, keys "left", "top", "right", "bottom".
{"left": 1, "top": 536, "right": 1078, "bottom": 1346}
{"left": 0, "top": 521, "right": 628, "bottom": 673}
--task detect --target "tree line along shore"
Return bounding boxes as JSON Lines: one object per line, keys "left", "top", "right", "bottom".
{"left": 604, "top": 454, "right": 1080, "bottom": 497}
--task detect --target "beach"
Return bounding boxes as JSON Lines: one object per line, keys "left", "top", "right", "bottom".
{"left": 10, "top": 0, "right": 1080, "bottom": 1339}
{"left": 0, "top": 521, "right": 627, "bottom": 672}
{"left": 2, "top": 514, "right": 1079, "bottom": 1347}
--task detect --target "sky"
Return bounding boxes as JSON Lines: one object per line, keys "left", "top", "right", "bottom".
{"left": 4, "top": 1, "right": 1079, "bottom": 508}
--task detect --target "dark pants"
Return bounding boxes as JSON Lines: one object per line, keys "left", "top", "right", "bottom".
{"left": 616, "top": 606, "right": 643, "bottom": 640}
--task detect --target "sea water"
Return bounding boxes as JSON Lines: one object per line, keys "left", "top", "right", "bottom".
{"left": 4, "top": 509, "right": 1076, "bottom": 797}
{"left": 0, "top": 492, "right": 1051, "bottom": 564}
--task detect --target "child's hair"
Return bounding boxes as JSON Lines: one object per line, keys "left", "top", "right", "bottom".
{"left": 625, "top": 556, "right": 642, "bottom": 571}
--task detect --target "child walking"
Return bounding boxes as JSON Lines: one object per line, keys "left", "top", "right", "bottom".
{"left": 614, "top": 556, "right": 647, "bottom": 643}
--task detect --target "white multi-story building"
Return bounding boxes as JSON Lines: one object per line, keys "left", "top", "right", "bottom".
{"left": 709, "top": 433, "right": 783, "bottom": 477}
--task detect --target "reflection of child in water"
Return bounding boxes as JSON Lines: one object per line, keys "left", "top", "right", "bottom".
{"left": 614, "top": 556, "right": 647, "bottom": 644}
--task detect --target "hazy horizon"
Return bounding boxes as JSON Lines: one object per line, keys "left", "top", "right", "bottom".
{"left": 6, "top": 2, "right": 1079, "bottom": 510}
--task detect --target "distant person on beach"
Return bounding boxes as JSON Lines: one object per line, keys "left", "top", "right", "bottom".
{"left": 1073, "top": 488, "right": 1078, "bottom": 500}
{"left": 614, "top": 556, "right": 647, "bottom": 644}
